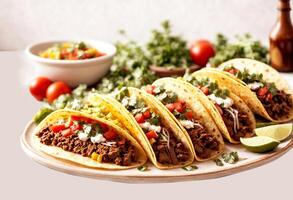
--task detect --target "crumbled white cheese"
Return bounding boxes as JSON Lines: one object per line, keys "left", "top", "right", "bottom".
{"left": 78, "top": 132, "right": 89, "bottom": 141}
{"left": 129, "top": 95, "right": 137, "bottom": 106}
{"left": 208, "top": 94, "right": 234, "bottom": 108}
{"left": 247, "top": 82, "right": 263, "bottom": 90}
{"left": 121, "top": 97, "right": 129, "bottom": 107}
{"left": 140, "top": 122, "right": 162, "bottom": 133}
{"left": 90, "top": 134, "right": 106, "bottom": 144}
{"left": 179, "top": 120, "right": 197, "bottom": 129}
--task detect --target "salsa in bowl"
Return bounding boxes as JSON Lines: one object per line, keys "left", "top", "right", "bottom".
{"left": 26, "top": 39, "right": 116, "bottom": 87}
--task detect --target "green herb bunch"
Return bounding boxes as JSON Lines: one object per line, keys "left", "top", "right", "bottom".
{"left": 146, "top": 20, "right": 192, "bottom": 68}
{"left": 209, "top": 33, "right": 269, "bottom": 67}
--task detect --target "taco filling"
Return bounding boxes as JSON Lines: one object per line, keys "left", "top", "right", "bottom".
{"left": 223, "top": 67, "right": 293, "bottom": 120}
{"left": 37, "top": 115, "right": 138, "bottom": 166}
{"left": 145, "top": 85, "right": 220, "bottom": 159}
{"left": 117, "top": 91, "right": 190, "bottom": 165}
{"left": 185, "top": 77, "right": 254, "bottom": 141}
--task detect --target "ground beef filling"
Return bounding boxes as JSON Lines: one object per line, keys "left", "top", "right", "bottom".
{"left": 151, "top": 132, "right": 190, "bottom": 165}
{"left": 258, "top": 90, "right": 293, "bottom": 120}
{"left": 222, "top": 106, "right": 254, "bottom": 141}
{"left": 188, "top": 127, "right": 219, "bottom": 159}
{"left": 37, "top": 127, "right": 137, "bottom": 166}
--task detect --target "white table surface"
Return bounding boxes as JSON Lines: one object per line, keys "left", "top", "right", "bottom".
{"left": 1, "top": 51, "right": 293, "bottom": 200}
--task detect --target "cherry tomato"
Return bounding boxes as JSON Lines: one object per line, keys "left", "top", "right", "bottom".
{"left": 189, "top": 40, "right": 215, "bottom": 67}
{"left": 103, "top": 130, "right": 117, "bottom": 140}
{"left": 200, "top": 86, "right": 209, "bottom": 95}
{"left": 214, "top": 104, "right": 223, "bottom": 115}
{"left": 29, "top": 77, "right": 53, "bottom": 101}
{"left": 135, "top": 113, "right": 145, "bottom": 123}
{"left": 145, "top": 85, "right": 156, "bottom": 95}
{"left": 46, "top": 81, "right": 71, "bottom": 103}
{"left": 166, "top": 103, "right": 175, "bottom": 112}
{"left": 50, "top": 124, "right": 66, "bottom": 133}
{"left": 61, "top": 128, "right": 73, "bottom": 137}
{"left": 146, "top": 130, "right": 158, "bottom": 140}
{"left": 178, "top": 99, "right": 186, "bottom": 105}
{"left": 185, "top": 111, "right": 194, "bottom": 120}
{"left": 99, "top": 123, "right": 109, "bottom": 131}
{"left": 118, "top": 138, "right": 126, "bottom": 145}
{"left": 257, "top": 87, "right": 269, "bottom": 96}
{"left": 174, "top": 102, "right": 184, "bottom": 113}
{"left": 143, "top": 110, "right": 151, "bottom": 119}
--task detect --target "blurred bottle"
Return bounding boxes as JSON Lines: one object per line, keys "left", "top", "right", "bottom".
{"left": 269, "top": 0, "right": 293, "bottom": 72}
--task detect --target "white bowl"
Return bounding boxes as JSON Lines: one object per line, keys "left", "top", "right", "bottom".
{"left": 26, "top": 39, "right": 116, "bottom": 87}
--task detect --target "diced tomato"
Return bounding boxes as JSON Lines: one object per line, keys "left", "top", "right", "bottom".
{"left": 266, "top": 93, "right": 273, "bottom": 101}
{"left": 145, "top": 85, "right": 156, "bottom": 95}
{"left": 50, "top": 124, "right": 66, "bottom": 133}
{"left": 104, "top": 130, "right": 117, "bottom": 140}
{"left": 143, "top": 110, "right": 151, "bottom": 119}
{"left": 257, "top": 87, "right": 269, "bottom": 96}
{"left": 200, "top": 86, "right": 209, "bottom": 95}
{"left": 185, "top": 111, "right": 194, "bottom": 120}
{"left": 146, "top": 130, "right": 158, "bottom": 140}
{"left": 100, "top": 123, "right": 109, "bottom": 131}
{"left": 70, "top": 115, "right": 93, "bottom": 124}
{"left": 214, "top": 104, "right": 223, "bottom": 115}
{"left": 174, "top": 102, "right": 184, "bottom": 113}
{"left": 70, "top": 123, "right": 82, "bottom": 132}
{"left": 135, "top": 113, "right": 145, "bottom": 123}
{"left": 166, "top": 103, "right": 175, "bottom": 112}
{"left": 61, "top": 128, "right": 73, "bottom": 137}
{"left": 226, "top": 68, "right": 239, "bottom": 75}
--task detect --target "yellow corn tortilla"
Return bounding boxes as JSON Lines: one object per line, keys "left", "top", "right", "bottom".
{"left": 152, "top": 78, "right": 225, "bottom": 158}
{"left": 32, "top": 109, "right": 147, "bottom": 170}
{"left": 201, "top": 59, "right": 293, "bottom": 122}
{"left": 181, "top": 74, "right": 256, "bottom": 143}
{"left": 88, "top": 88, "right": 194, "bottom": 169}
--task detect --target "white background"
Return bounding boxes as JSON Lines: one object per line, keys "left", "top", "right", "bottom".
{"left": 1, "top": 0, "right": 293, "bottom": 200}
{"left": 1, "top": 0, "right": 292, "bottom": 50}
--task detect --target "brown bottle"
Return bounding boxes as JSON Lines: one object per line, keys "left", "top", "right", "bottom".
{"left": 269, "top": 0, "right": 293, "bottom": 72}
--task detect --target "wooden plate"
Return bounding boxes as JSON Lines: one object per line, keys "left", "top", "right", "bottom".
{"left": 21, "top": 121, "right": 293, "bottom": 183}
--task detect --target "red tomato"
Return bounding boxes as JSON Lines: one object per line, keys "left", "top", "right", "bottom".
{"left": 185, "top": 111, "right": 194, "bottom": 120}
{"left": 46, "top": 81, "right": 71, "bottom": 103}
{"left": 214, "top": 104, "right": 223, "bottom": 115}
{"left": 104, "top": 130, "right": 117, "bottom": 140}
{"left": 145, "top": 85, "right": 155, "bottom": 95}
{"left": 135, "top": 113, "right": 145, "bottom": 123}
{"left": 226, "top": 68, "right": 239, "bottom": 75}
{"left": 70, "top": 123, "right": 82, "bottom": 132}
{"left": 29, "top": 77, "right": 53, "bottom": 101}
{"left": 146, "top": 130, "right": 158, "bottom": 140}
{"left": 166, "top": 103, "right": 175, "bottom": 112}
{"left": 200, "top": 86, "right": 209, "bottom": 95}
{"left": 257, "top": 87, "right": 269, "bottom": 96}
{"left": 174, "top": 102, "right": 184, "bottom": 113}
{"left": 178, "top": 99, "right": 185, "bottom": 105}
{"left": 61, "top": 128, "right": 73, "bottom": 137}
{"left": 143, "top": 110, "right": 151, "bottom": 119}
{"left": 50, "top": 124, "right": 66, "bottom": 133}
{"left": 100, "top": 123, "right": 109, "bottom": 131}
{"left": 189, "top": 40, "right": 215, "bottom": 67}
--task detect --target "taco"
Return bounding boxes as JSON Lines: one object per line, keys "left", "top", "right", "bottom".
{"left": 99, "top": 87, "right": 195, "bottom": 169}
{"left": 144, "top": 78, "right": 225, "bottom": 160}
{"left": 33, "top": 109, "right": 147, "bottom": 170}
{"left": 181, "top": 74, "right": 256, "bottom": 143}
{"left": 206, "top": 58, "right": 293, "bottom": 122}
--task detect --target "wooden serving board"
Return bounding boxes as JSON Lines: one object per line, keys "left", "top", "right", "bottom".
{"left": 21, "top": 121, "right": 293, "bottom": 183}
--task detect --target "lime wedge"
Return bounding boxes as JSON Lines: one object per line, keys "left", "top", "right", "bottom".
{"left": 255, "top": 123, "right": 292, "bottom": 141}
{"left": 240, "top": 136, "right": 280, "bottom": 153}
